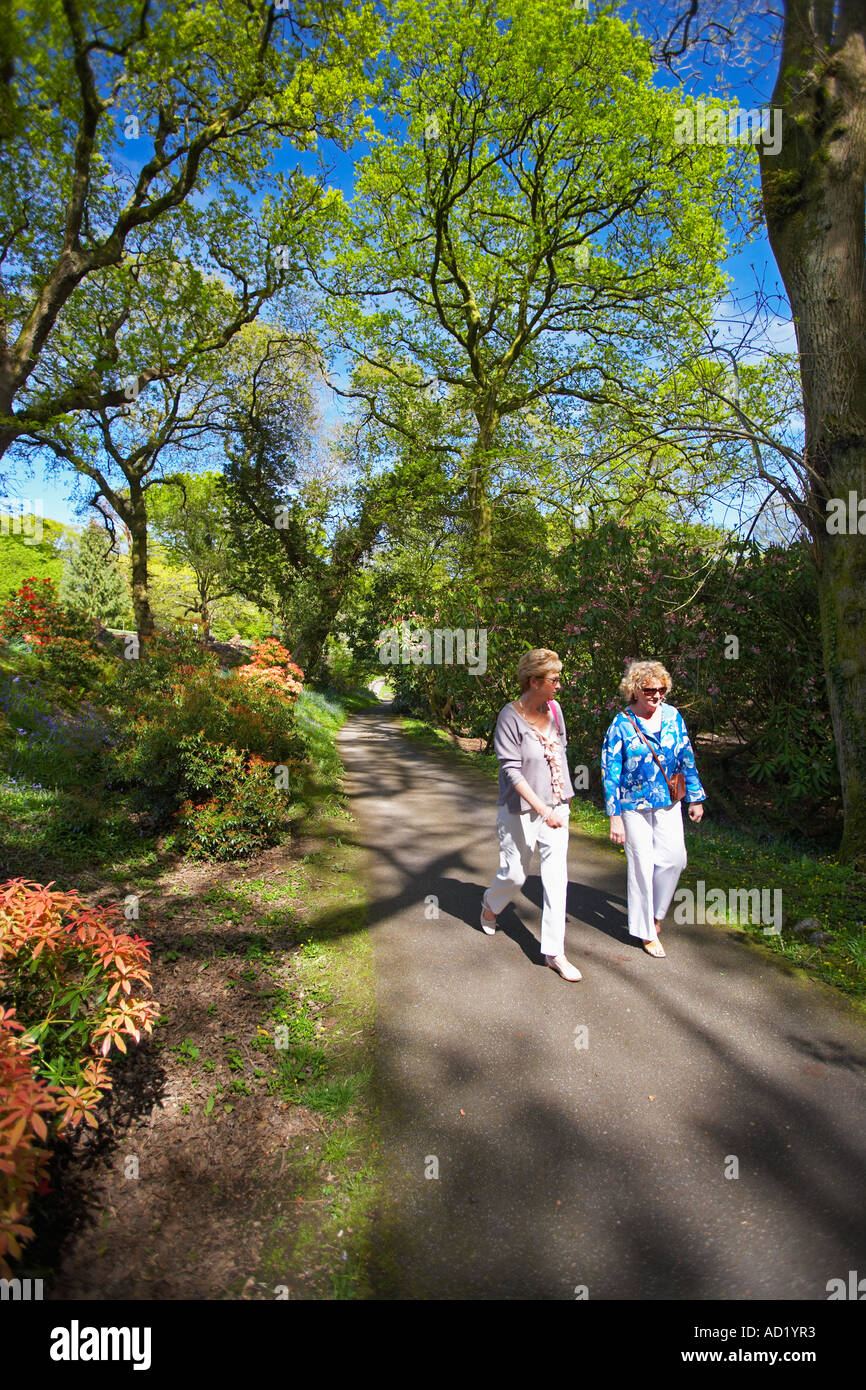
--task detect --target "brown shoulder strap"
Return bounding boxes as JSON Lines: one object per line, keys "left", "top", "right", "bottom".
{"left": 625, "top": 710, "right": 675, "bottom": 798}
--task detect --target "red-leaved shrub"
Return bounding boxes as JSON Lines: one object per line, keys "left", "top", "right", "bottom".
{"left": 0, "top": 577, "right": 66, "bottom": 646}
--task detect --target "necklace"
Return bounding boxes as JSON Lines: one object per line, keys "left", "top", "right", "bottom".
{"left": 517, "top": 697, "right": 547, "bottom": 724}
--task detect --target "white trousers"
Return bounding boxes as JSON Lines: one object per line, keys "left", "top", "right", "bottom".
{"left": 621, "top": 801, "right": 687, "bottom": 941}
{"left": 484, "top": 804, "right": 570, "bottom": 957}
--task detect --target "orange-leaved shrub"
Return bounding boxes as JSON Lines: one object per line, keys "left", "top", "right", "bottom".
{"left": 235, "top": 638, "right": 304, "bottom": 700}
{"left": 0, "top": 1005, "right": 56, "bottom": 1274}
{"left": 0, "top": 880, "right": 159, "bottom": 1274}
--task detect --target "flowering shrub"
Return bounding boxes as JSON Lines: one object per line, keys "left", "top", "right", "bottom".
{"left": 0, "top": 577, "right": 88, "bottom": 648}
{"left": 236, "top": 639, "right": 304, "bottom": 700}
{"left": 102, "top": 629, "right": 220, "bottom": 721}
{"left": 37, "top": 635, "right": 108, "bottom": 699}
{"left": 374, "top": 614, "right": 429, "bottom": 663}
{"left": 0, "top": 578, "right": 59, "bottom": 646}
{"left": 0, "top": 578, "right": 111, "bottom": 791}
{"left": 109, "top": 651, "right": 306, "bottom": 855}
{"left": 0, "top": 879, "right": 158, "bottom": 1273}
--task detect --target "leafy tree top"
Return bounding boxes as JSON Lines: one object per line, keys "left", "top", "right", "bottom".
{"left": 320, "top": 0, "right": 752, "bottom": 438}
{"left": 1, "top": 0, "right": 382, "bottom": 457}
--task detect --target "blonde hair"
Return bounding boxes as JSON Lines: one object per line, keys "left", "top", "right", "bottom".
{"left": 517, "top": 648, "right": 562, "bottom": 692}
{"left": 619, "top": 660, "right": 672, "bottom": 704}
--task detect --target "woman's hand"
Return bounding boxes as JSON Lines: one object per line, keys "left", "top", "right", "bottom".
{"left": 544, "top": 808, "right": 566, "bottom": 828}
{"left": 688, "top": 802, "right": 704, "bottom": 823}
{"left": 609, "top": 814, "right": 625, "bottom": 845}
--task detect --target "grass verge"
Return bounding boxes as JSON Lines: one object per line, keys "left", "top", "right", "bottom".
{"left": 252, "top": 684, "right": 382, "bottom": 1298}
{"left": 399, "top": 715, "right": 499, "bottom": 779}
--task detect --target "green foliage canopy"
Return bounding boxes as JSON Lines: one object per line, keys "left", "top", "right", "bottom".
{"left": 0, "top": 0, "right": 381, "bottom": 460}
{"left": 318, "top": 0, "right": 752, "bottom": 575}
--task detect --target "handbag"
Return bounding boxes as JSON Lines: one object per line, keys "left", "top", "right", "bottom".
{"left": 625, "top": 710, "right": 686, "bottom": 804}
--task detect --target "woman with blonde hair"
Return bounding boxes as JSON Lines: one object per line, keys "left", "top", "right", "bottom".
{"left": 601, "top": 660, "right": 705, "bottom": 957}
{"left": 480, "top": 648, "right": 581, "bottom": 980}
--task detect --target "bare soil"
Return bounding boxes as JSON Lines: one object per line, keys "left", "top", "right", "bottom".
{"left": 24, "top": 838, "right": 365, "bottom": 1301}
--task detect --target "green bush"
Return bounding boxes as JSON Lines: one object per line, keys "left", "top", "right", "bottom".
{"left": 175, "top": 758, "right": 295, "bottom": 861}
{"left": 103, "top": 635, "right": 307, "bottom": 855}
{"left": 37, "top": 635, "right": 110, "bottom": 702}
{"left": 114, "top": 662, "right": 306, "bottom": 812}
{"left": 357, "top": 524, "right": 836, "bottom": 815}
{"left": 106, "top": 628, "right": 220, "bottom": 702}
{"left": 2, "top": 618, "right": 312, "bottom": 865}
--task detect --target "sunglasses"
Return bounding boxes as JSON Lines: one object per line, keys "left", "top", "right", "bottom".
{"left": 641, "top": 687, "right": 665, "bottom": 696}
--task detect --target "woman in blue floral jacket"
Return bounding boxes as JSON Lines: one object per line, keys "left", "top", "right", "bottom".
{"left": 601, "top": 661, "right": 705, "bottom": 957}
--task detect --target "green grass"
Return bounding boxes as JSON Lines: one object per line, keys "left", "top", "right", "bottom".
{"left": 294, "top": 685, "right": 379, "bottom": 813}
{"left": 400, "top": 715, "right": 499, "bottom": 779}
{"left": 592, "top": 805, "right": 866, "bottom": 1002}
{"left": 673, "top": 816, "right": 866, "bottom": 1002}
{"left": 303, "top": 1072, "right": 370, "bottom": 1119}
{"left": 322, "top": 1128, "right": 359, "bottom": 1165}
{"left": 567, "top": 795, "right": 611, "bottom": 837}
{"left": 0, "top": 773, "right": 163, "bottom": 879}
{"left": 250, "top": 706, "right": 382, "bottom": 1298}
{"left": 242, "top": 876, "right": 299, "bottom": 903}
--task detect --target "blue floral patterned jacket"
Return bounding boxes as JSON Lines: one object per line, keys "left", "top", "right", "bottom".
{"left": 601, "top": 704, "right": 706, "bottom": 815}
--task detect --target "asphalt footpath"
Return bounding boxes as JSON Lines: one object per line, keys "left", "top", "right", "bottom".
{"left": 337, "top": 702, "right": 866, "bottom": 1302}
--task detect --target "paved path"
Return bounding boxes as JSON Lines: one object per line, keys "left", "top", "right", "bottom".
{"left": 339, "top": 704, "right": 866, "bottom": 1301}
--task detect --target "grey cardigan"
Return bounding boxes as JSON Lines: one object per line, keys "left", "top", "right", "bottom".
{"left": 494, "top": 701, "right": 575, "bottom": 814}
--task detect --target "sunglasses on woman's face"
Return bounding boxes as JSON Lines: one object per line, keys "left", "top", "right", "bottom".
{"left": 641, "top": 687, "right": 665, "bottom": 696}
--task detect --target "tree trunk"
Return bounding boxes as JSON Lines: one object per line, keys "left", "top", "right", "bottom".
{"left": 468, "top": 399, "right": 498, "bottom": 591}
{"left": 294, "top": 509, "right": 386, "bottom": 676}
{"left": 816, "top": 516, "right": 866, "bottom": 861}
{"left": 0, "top": 387, "right": 17, "bottom": 466}
{"left": 760, "top": 8, "right": 866, "bottom": 864}
{"left": 127, "top": 486, "right": 155, "bottom": 640}
{"left": 198, "top": 579, "right": 212, "bottom": 642}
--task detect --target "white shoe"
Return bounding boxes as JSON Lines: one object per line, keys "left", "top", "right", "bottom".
{"left": 480, "top": 898, "right": 497, "bottom": 935}
{"left": 545, "top": 954, "right": 582, "bottom": 981}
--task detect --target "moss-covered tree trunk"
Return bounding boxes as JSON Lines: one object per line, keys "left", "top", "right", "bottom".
{"left": 124, "top": 485, "right": 155, "bottom": 641}
{"left": 82, "top": 472, "right": 155, "bottom": 642}
{"left": 760, "top": 4, "right": 866, "bottom": 863}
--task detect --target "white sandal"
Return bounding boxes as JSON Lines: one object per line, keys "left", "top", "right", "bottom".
{"left": 545, "top": 954, "right": 582, "bottom": 981}
{"left": 480, "top": 897, "right": 497, "bottom": 935}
